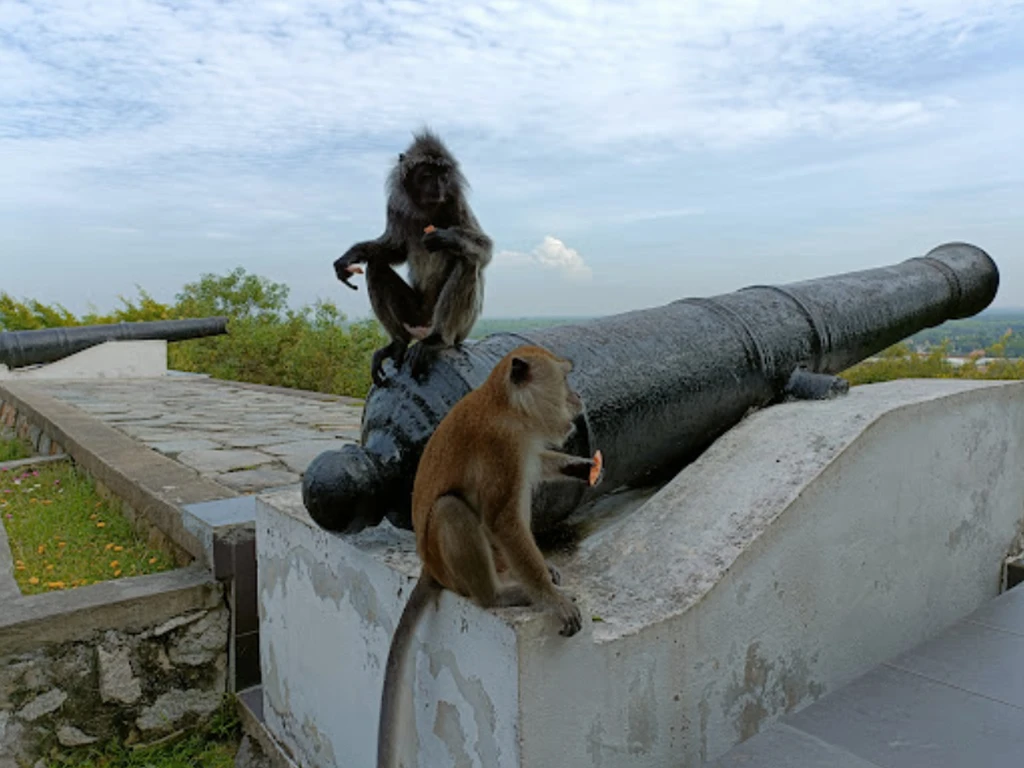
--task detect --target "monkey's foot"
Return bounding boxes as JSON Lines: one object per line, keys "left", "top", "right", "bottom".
{"left": 370, "top": 343, "right": 398, "bottom": 388}
{"left": 546, "top": 561, "right": 562, "bottom": 586}
{"left": 553, "top": 593, "right": 583, "bottom": 637}
{"left": 407, "top": 334, "right": 443, "bottom": 381}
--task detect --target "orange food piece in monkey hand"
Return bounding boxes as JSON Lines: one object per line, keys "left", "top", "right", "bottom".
{"left": 345, "top": 265, "right": 364, "bottom": 274}
{"left": 424, "top": 224, "right": 437, "bottom": 233}
{"left": 589, "top": 450, "right": 604, "bottom": 486}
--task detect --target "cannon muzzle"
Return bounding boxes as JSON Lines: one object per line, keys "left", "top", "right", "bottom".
{"left": 303, "top": 242, "right": 999, "bottom": 534}
{"left": 0, "top": 317, "right": 229, "bottom": 369}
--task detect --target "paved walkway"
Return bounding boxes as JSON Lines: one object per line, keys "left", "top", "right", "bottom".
{"left": 710, "top": 582, "right": 1024, "bottom": 768}
{"left": 27, "top": 376, "right": 364, "bottom": 494}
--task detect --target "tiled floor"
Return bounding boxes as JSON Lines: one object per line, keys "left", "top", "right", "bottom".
{"left": 28, "top": 377, "right": 364, "bottom": 493}
{"left": 710, "top": 583, "right": 1024, "bottom": 767}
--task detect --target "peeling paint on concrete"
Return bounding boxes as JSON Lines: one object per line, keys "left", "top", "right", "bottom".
{"left": 256, "top": 492, "right": 520, "bottom": 768}
{"left": 428, "top": 649, "right": 501, "bottom": 767}
{"left": 258, "top": 380, "right": 1024, "bottom": 767}
{"left": 433, "top": 701, "right": 473, "bottom": 768}
{"left": 625, "top": 657, "right": 657, "bottom": 755}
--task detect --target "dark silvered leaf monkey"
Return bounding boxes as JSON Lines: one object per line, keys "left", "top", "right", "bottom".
{"left": 334, "top": 129, "right": 493, "bottom": 385}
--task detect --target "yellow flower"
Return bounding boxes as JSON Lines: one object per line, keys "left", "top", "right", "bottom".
{"left": 46, "top": 564, "right": 54, "bottom": 571}
{"left": 47, "top": 581, "right": 65, "bottom": 589}
{"left": 114, "top": 570, "right": 122, "bottom": 577}
{"left": 28, "top": 577, "right": 39, "bottom": 585}
{"left": 148, "top": 557, "right": 157, "bottom": 564}
{"left": 96, "top": 522, "right": 106, "bottom": 528}
{"left": 113, "top": 546, "right": 124, "bottom": 552}
{"left": 58, "top": 542, "right": 66, "bottom": 548}
{"left": 105, "top": 543, "right": 114, "bottom": 550}
{"left": 36, "top": 545, "right": 45, "bottom": 555}
{"left": 15, "top": 564, "right": 25, "bottom": 571}
{"left": 109, "top": 560, "right": 119, "bottom": 569}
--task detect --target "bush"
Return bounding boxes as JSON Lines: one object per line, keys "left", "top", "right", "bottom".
{"left": 0, "top": 268, "right": 387, "bottom": 399}
{"left": 841, "top": 341, "right": 1024, "bottom": 385}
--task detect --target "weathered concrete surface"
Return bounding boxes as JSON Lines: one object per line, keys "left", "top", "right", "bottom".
{"left": 0, "top": 565, "right": 221, "bottom": 657}
{"left": 0, "top": 340, "right": 167, "bottom": 381}
{"left": 256, "top": 379, "right": 1024, "bottom": 767}
{"left": 16, "top": 377, "right": 363, "bottom": 494}
{"left": 709, "top": 583, "right": 1024, "bottom": 767}
{"left": 256, "top": 493, "right": 520, "bottom": 768}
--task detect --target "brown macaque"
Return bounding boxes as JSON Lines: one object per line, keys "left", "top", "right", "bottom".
{"left": 375, "top": 345, "right": 603, "bottom": 768}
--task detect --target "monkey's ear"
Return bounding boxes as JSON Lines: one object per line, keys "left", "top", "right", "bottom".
{"left": 510, "top": 357, "right": 531, "bottom": 386}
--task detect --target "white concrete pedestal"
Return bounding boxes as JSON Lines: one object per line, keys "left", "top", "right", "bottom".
{"left": 256, "top": 379, "right": 1024, "bottom": 767}
{"left": 0, "top": 339, "right": 168, "bottom": 380}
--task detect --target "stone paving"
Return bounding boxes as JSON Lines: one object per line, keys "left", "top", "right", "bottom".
{"left": 28, "top": 377, "right": 364, "bottom": 494}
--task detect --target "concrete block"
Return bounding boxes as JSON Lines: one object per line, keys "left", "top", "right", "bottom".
{"left": 256, "top": 379, "right": 1024, "bottom": 767}
{"left": 0, "top": 340, "right": 167, "bottom": 380}
{"left": 181, "top": 496, "right": 258, "bottom": 572}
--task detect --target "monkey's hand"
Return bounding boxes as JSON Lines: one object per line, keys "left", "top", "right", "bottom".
{"left": 333, "top": 248, "right": 368, "bottom": 291}
{"left": 542, "top": 450, "right": 604, "bottom": 487}
{"left": 421, "top": 227, "right": 461, "bottom": 253}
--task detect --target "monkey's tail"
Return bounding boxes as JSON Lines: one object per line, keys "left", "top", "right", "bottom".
{"left": 377, "top": 573, "right": 440, "bottom": 768}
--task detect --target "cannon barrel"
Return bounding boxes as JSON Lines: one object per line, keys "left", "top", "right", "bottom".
{"left": 0, "top": 317, "right": 229, "bottom": 369}
{"left": 303, "top": 242, "right": 1000, "bottom": 534}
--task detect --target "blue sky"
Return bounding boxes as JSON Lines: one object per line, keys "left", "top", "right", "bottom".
{"left": 2, "top": 0, "right": 1023, "bottom": 319}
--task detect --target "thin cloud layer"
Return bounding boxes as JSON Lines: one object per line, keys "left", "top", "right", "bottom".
{"left": 4, "top": 0, "right": 1021, "bottom": 167}
{"left": 1, "top": 0, "right": 1022, "bottom": 314}
{"left": 497, "top": 237, "right": 592, "bottom": 282}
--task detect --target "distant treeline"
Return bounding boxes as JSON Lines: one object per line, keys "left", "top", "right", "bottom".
{"left": 900, "top": 310, "right": 1024, "bottom": 357}
{"left": 2, "top": 271, "right": 1022, "bottom": 397}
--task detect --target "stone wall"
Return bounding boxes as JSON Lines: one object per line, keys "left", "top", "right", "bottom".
{"left": 1, "top": 603, "right": 228, "bottom": 766}
{"left": 0, "top": 401, "right": 64, "bottom": 459}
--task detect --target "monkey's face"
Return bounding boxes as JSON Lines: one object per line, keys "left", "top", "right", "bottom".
{"left": 506, "top": 348, "right": 583, "bottom": 442}
{"left": 407, "top": 161, "right": 452, "bottom": 213}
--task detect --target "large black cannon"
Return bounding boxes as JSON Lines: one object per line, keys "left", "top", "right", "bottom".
{"left": 0, "top": 317, "right": 229, "bottom": 369}
{"left": 303, "top": 242, "right": 999, "bottom": 535}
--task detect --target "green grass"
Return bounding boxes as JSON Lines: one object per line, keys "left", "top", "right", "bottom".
{"left": 1, "top": 459, "right": 176, "bottom": 595}
{"left": 46, "top": 698, "right": 241, "bottom": 767}
{"left": 0, "top": 435, "right": 33, "bottom": 462}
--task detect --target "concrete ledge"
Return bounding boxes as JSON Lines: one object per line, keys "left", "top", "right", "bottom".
{"left": 256, "top": 378, "right": 1024, "bottom": 767}
{"left": 0, "top": 564, "right": 221, "bottom": 656}
{"left": 236, "top": 686, "right": 301, "bottom": 768}
{"left": 0, "top": 382, "right": 238, "bottom": 565}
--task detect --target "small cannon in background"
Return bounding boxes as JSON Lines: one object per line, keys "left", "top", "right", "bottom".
{"left": 0, "top": 317, "right": 229, "bottom": 369}
{"left": 303, "top": 242, "right": 999, "bottom": 535}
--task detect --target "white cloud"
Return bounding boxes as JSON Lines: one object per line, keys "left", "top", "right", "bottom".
{"left": 2, "top": 0, "right": 1021, "bottom": 175}
{"left": 0, "top": 0, "right": 1022, "bottom": 313}
{"left": 497, "top": 236, "right": 592, "bottom": 282}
